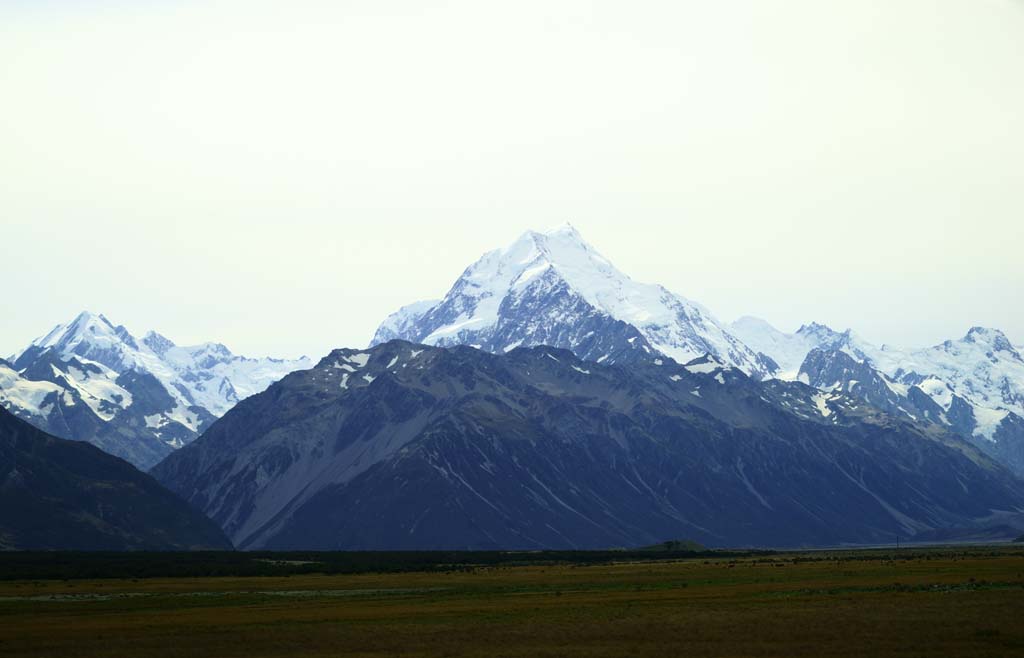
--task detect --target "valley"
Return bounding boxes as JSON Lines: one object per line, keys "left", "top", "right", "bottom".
{"left": 1, "top": 546, "right": 1022, "bottom": 657}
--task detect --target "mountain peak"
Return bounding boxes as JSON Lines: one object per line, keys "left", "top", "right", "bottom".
{"left": 73, "top": 309, "right": 108, "bottom": 324}
{"left": 796, "top": 322, "right": 840, "bottom": 339}
{"left": 515, "top": 221, "right": 582, "bottom": 242}
{"left": 435, "top": 225, "right": 624, "bottom": 339}
{"left": 69, "top": 310, "right": 113, "bottom": 332}
{"left": 965, "top": 325, "right": 1008, "bottom": 340}
{"left": 31, "top": 310, "right": 123, "bottom": 352}
{"left": 507, "top": 223, "right": 605, "bottom": 270}
{"left": 963, "top": 326, "right": 1016, "bottom": 354}
{"left": 142, "top": 330, "right": 177, "bottom": 357}
{"left": 540, "top": 221, "right": 582, "bottom": 238}
{"left": 371, "top": 226, "right": 774, "bottom": 377}
{"left": 12, "top": 311, "right": 144, "bottom": 376}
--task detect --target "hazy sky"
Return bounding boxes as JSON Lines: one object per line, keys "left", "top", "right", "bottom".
{"left": 2, "top": 0, "right": 1022, "bottom": 359}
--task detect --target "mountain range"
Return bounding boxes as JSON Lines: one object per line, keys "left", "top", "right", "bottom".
{"left": 152, "top": 340, "right": 1024, "bottom": 550}
{"left": 3, "top": 223, "right": 1024, "bottom": 550}
{"left": 1, "top": 312, "right": 311, "bottom": 469}
{"left": 730, "top": 318, "right": 1024, "bottom": 476}
{"left": 376, "top": 225, "right": 1024, "bottom": 478}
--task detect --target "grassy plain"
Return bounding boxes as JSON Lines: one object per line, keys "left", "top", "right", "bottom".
{"left": 1, "top": 546, "right": 1022, "bottom": 657}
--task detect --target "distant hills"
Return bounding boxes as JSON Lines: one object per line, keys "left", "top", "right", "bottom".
{"left": 0, "top": 405, "right": 230, "bottom": 550}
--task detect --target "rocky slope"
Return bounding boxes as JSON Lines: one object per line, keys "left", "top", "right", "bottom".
{"left": 152, "top": 341, "right": 1024, "bottom": 551}
{"left": 0, "top": 406, "right": 231, "bottom": 551}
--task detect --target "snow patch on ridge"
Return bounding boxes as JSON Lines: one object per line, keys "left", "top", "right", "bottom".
{"left": 812, "top": 393, "right": 833, "bottom": 418}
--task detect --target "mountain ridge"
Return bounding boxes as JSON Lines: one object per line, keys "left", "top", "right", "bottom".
{"left": 731, "top": 316, "right": 1024, "bottom": 475}
{"left": 0, "top": 405, "right": 231, "bottom": 551}
{"left": 0, "top": 311, "right": 313, "bottom": 469}
{"left": 152, "top": 339, "right": 1024, "bottom": 551}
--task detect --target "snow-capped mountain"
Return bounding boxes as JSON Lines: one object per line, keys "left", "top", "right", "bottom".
{"left": 153, "top": 339, "right": 1024, "bottom": 550}
{"left": 1, "top": 312, "right": 312, "bottom": 469}
{"left": 731, "top": 317, "right": 1024, "bottom": 475}
{"left": 372, "top": 299, "right": 441, "bottom": 345}
{"left": 730, "top": 317, "right": 851, "bottom": 377}
{"left": 371, "top": 224, "right": 778, "bottom": 378}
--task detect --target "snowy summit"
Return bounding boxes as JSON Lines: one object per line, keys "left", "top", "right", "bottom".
{"left": 0, "top": 311, "right": 313, "bottom": 468}
{"left": 371, "top": 224, "right": 777, "bottom": 377}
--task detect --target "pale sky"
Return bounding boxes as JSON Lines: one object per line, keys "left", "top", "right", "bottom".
{"left": 2, "top": 0, "right": 1022, "bottom": 360}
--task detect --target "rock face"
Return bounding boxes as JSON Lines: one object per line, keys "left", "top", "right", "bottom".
{"left": 732, "top": 318, "right": 1024, "bottom": 476}
{"left": 799, "top": 348, "right": 948, "bottom": 427}
{"left": 371, "top": 224, "right": 778, "bottom": 378}
{"left": 151, "top": 341, "right": 1024, "bottom": 551}
{"left": 0, "top": 406, "right": 231, "bottom": 551}
{"left": 1, "top": 312, "right": 312, "bottom": 469}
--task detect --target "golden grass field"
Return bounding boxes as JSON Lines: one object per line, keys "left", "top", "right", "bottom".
{"left": 1, "top": 547, "right": 1023, "bottom": 657}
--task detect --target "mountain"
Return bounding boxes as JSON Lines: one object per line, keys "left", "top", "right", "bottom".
{"left": 0, "top": 405, "right": 230, "bottom": 550}
{"left": 732, "top": 318, "right": 1024, "bottom": 476}
{"left": 1, "top": 312, "right": 312, "bottom": 469}
{"left": 730, "top": 317, "right": 852, "bottom": 377}
{"left": 151, "top": 340, "right": 1024, "bottom": 551}
{"left": 0, "top": 354, "right": 180, "bottom": 470}
{"left": 371, "top": 224, "right": 778, "bottom": 378}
